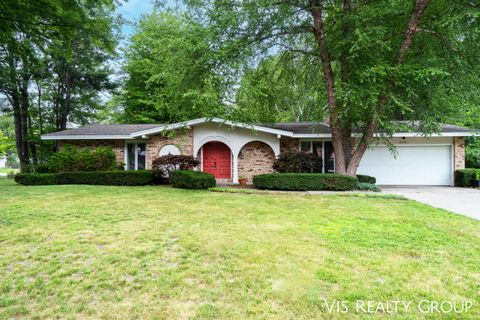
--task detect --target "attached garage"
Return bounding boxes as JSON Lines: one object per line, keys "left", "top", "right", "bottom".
{"left": 357, "top": 145, "right": 453, "bottom": 185}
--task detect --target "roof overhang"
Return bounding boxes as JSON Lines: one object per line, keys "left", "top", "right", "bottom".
{"left": 128, "top": 117, "right": 294, "bottom": 138}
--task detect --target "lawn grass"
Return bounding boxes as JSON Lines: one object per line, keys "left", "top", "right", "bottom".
{"left": 0, "top": 168, "right": 18, "bottom": 174}
{"left": 0, "top": 177, "right": 479, "bottom": 319}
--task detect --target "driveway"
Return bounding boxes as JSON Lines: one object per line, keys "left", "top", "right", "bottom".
{"left": 381, "top": 186, "right": 480, "bottom": 220}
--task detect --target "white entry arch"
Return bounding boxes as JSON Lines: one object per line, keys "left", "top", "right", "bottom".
{"left": 193, "top": 122, "right": 281, "bottom": 183}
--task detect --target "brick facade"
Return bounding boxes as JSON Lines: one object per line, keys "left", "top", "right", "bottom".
{"left": 238, "top": 141, "right": 276, "bottom": 183}
{"left": 145, "top": 129, "right": 193, "bottom": 169}
{"left": 59, "top": 129, "right": 194, "bottom": 169}
{"left": 58, "top": 140, "right": 125, "bottom": 164}
{"left": 453, "top": 136, "right": 465, "bottom": 170}
{"left": 280, "top": 137, "right": 299, "bottom": 153}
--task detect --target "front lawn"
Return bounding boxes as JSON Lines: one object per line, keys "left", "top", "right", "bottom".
{"left": 0, "top": 177, "right": 478, "bottom": 319}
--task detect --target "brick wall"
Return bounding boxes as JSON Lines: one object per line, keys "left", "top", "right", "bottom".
{"left": 453, "top": 136, "right": 465, "bottom": 170}
{"left": 280, "top": 137, "right": 299, "bottom": 153}
{"left": 146, "top": 129, "right": 193, "bottom": 169}
{"left": 238, "top": 141, "right": 276, "bottom": 183}
{"left": 58, "top": 140, "right": 125, "bottom": 164}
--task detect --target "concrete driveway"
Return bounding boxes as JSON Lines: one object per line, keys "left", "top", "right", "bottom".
{"left": 381, "top": 186, "right": 480, "bottom": 220}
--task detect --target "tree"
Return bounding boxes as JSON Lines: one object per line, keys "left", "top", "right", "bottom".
{"left": 118, "top": 11, "right": 225, "bottom": 124}
{"left": 233, "top": 52, "right": 326, "bottom": 123}
{"left": 0, "top": 0, "right": 120, "bottom": 170}
{"left": 185, "top": 0, "right": 480, "bottom": 176}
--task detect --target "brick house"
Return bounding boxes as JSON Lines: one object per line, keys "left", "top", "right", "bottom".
{"left": 41, "top": 117, "right": 474, "bottom": 185}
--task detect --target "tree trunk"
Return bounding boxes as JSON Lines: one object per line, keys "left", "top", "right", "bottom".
{"left": 309, "top": 0, "right": 347, "bottom": 174}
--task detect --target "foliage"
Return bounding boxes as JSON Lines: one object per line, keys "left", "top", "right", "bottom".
{"left": 253, "top": 173, "right": 358, "bottom": 191}
{"left": 15, "top": 170, "right": 155, "bottom": 186}
{"left": 356, "top": 175, "right": 377, "bottom": 184}
{"left": 0, "top": 130, "right": 15, "bottom": 156}
{"left": 273, "top": 151, "right": 322, "bottom": 173}
{"left": 151, "top": 155, "right": 200, "bottom": 181}
{"left": 233, "top": 53, "right": 326, "bottom": 123}
{"left": 465, "top": 138, "right": 480, "bottom": 168}
{"left": 184, "top": 0, "right": 480, "bottom": 175}
{"left": 44, "top": 145, "right": 118, "bottom": 173}
{"left": 356, "top": 182, "right": 381, "bottom": 192}
{"left": 0, "top": 0, "right": 120, "bottom": 169}
{"left": 454, "top": 169, "right": 480, "bottom": 188}
{"left": 169, "top": 170, "right": 216, "bottom": 189}
{"left": 118, "top": 11, "right": 225, "bottom": 124}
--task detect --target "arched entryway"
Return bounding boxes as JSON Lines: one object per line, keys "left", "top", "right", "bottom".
{"left": 238, "top": 141, "right": 276, "bottom": 183}
{"left": 202, "top": 142, "right": 232, "bottom": 179}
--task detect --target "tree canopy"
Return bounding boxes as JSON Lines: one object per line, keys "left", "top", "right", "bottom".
{"left": 184, "top": 0, "right": 480, "bottom": 175}
{"left": 118, "top": 11, "right": 225, "bottom": 124}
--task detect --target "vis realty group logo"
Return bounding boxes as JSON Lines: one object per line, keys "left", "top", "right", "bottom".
{"left": 322, "top": 299, "right": 474, "bottom": 315}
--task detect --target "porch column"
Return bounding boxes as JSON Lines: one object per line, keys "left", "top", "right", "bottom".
{"left": 232, "top": 153, "right": 239, "bottom": 184}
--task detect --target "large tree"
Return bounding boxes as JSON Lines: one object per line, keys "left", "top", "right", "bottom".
{"left": 118, "top": 11, "right": 225, "bottom": 124}
{"left": 233, "top": 52, "right": 326, "bottom": 123}
{"left": 185, "top": 0, "right": 480, "bottom": 176}
{"left": 0, "top": 0, "right": 120, "bottom": 169}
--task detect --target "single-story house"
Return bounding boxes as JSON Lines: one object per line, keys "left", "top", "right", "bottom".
{"left": 41, "top": 117, "right": 475, "bottom": 186}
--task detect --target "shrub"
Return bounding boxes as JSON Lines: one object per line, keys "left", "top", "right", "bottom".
{"left": 356, "top": 174, "right": 376, "bottom": 184}
{"left": 356, "top": 182, "right": 381, "bottom": 192}
{"left": 46, "top": 145, "right": 118, "bottom": 173}
{"left": 170, "top": 170, "right": 216, "bottom": 189}
{"left": 465, "top": 141, "right": 480, "bottom": 168}
{"left": 455, "top": 169, "right": 480, "bottom": 187}
{"left": 152, "top": 155, "right": 199, "bottom": 182}
{"left": 35, "top": 163, "right": 54, "bottom": 173}
{"left": 15, "top": 171, "right": 155, "bottom": 186}
{"left": 15, "top": 173, "right": 58, "bottom": 185}
{"left": 273, "top": 151, "right": 322, "bottom": 173}
{"left": 253, "top": 173, "right": 358, "bottom": 191}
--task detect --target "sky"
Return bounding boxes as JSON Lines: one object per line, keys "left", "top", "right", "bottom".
{"left": 116, "top": 0, "right": 155, "bottom": 39}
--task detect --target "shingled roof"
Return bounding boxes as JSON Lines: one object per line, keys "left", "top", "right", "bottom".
{"left": 41, "top": 118, "right": 474, "bottom": 140}
{"left": 41, "top": 124, "right": 161, "bottom": 137}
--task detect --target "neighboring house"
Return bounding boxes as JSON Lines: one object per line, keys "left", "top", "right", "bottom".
{"left": 41, "top": 117, "right": 475, "bottom": 186}
{"left": 0, "top": 156, "right": 6, "bottom": 168}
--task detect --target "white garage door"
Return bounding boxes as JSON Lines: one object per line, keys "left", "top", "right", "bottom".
{"left": 357, "top": 145, "right": 452, "bottom": 185}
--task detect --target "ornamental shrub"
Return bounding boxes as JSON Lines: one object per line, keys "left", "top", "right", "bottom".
{"left": 273, "top": 151, "right": 322, "bottom": 173}
{"left": 15, "top": 171, "right": 155, "bottom": 186}
{"left": 356, "top": 182, "right": 381, "bottom": 192}
{"left": 45, "top": 145, "right": 118, "bottom": 173}
{"left": 253, "top": 173, "right": 357, "bottom": 191}
{"left": 356, "top": 174, "right": 376, "bottom": 184}
{"left": 152, "top": 155, "right": 199, "bottom": 182}
{"left": 169, "top": 170, "right": 216, "bottom": 189}
{"left": 454, "top": 169, "right": 480, "bottom": 187}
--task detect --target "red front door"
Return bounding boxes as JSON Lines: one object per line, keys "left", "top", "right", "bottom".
{"left": 202, "top": 142, "right": 231, "bottom": 179}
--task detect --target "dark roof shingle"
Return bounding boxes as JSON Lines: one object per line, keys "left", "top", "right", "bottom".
{"left": 42, "top": 124, "right": 161, "bottom": 137}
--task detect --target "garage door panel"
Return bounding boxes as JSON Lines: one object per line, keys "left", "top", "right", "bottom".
{"left": 357, "top": 146, "right": 452, "bottom": 185}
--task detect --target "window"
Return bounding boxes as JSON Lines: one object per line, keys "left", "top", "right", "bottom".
{"left": 159, "top": 144, "right": 181, "bottom": 157}
{"left": 126, "top": 143, "right": 146, "bottom": 170}
{"left": 298, "top": 140, "right": 335, "bottom": 173}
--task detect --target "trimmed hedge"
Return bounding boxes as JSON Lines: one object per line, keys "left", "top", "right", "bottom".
{"left": 356, "top": 174, "right": 376, "bottom": 184}
{"left": 253, "top": 173, "right": 358, "bottom": 191}
{"left": 170, "top": 170, "right": 216, "bottom": 189}
{"left": 15, "top": 171, "right": 155, "bottom": 186}
{"left": 455, "top": 169, "right": 480, "bottom": 187}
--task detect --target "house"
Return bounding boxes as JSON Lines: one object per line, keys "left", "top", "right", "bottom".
{"left": 41, "top": 117, "right": 475, "bottom": 186}
{"left": 0, "top": 156, "right": 6, "bottom": 168}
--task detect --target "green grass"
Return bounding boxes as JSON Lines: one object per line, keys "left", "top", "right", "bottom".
{"left": 0, "top": 168, "right": 18, "bottom": 174}
{"left": 0, "top": 177, "right": 478, "bottom": 319}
